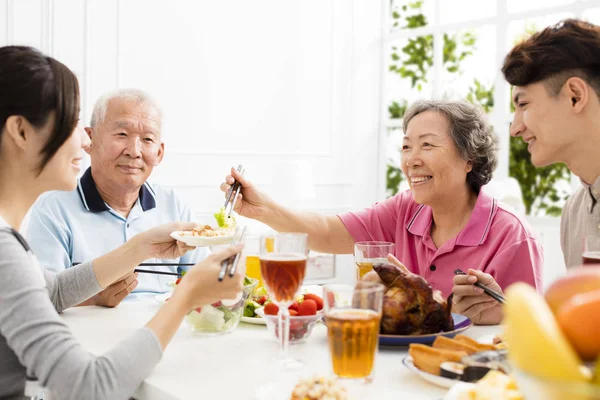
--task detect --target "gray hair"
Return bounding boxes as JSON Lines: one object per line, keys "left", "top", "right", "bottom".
{"left": 402, "top": 100, "right": 498, "bottom": 194}
{"left": 89, "top": 88, "right": 162, "bottom": 128}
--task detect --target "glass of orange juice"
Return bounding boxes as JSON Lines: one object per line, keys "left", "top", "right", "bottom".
{"left": 323, "top": 281, "right": 384, "bottom": 384}
{"left": 354, "top": 241, "right": 395, "bottom": 279}
{"left": 243, "top": 236, "right": 263, "bottom": 290}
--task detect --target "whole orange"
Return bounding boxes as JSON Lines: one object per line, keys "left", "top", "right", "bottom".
{"left": 556, "top": 289, "right": 600, "bottom": 361}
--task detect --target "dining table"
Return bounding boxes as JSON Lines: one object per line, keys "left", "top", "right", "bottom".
{"left": 61, "top": 299, "right": 502, "bottom": 400}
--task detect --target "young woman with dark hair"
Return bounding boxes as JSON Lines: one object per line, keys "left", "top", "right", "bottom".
{"left": 0, "top": 46, "right": 244, "bottom": 400}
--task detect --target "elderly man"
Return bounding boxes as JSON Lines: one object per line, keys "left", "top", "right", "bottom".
{"left": 27, "top": 89, "right": 209, "bottom": 306}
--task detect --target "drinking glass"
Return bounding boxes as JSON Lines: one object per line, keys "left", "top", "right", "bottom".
{"left": 583, "top": 236, "right": 600, "bottom": 265}
{"left": 242, "top": 236, "right": 263, "bottom": 290}
{"left": 354, "top": 241, "right": 395, "bottom": 279}
{"left": 323, "top": 282, "right": 384, "bottom": 384}
{"left": 259, "top": 232, "right": 308, "bottom": 370}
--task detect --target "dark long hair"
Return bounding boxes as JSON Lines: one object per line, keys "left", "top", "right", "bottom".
{"left": 0, "top": 46, "right": 80, "bottom": 172}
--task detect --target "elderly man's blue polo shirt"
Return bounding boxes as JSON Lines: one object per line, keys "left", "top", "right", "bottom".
{"left": 27, "top": 168, "right": 209, "bottom": 295}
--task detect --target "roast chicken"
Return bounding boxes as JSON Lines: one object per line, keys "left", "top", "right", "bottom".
{"left": 363, "top": 263, "right": 454, "bottom": 335}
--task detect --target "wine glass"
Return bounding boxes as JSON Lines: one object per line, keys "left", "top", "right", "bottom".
{"left": 259, "top": 232, "right": 308, "bottom": 370}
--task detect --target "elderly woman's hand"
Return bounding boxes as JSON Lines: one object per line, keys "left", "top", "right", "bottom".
{"left": 452, "top": 269, "right": 503, "bottom": 325}
{"left": 219, "top": 167, "right": 273, "bottom": 221}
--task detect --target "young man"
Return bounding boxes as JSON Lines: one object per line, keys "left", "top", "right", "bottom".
{"left": 503, "top": 19, "right": 600, "bottom": 268}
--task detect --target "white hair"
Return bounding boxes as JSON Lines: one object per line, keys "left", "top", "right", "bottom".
{"left": 89, "top": 88, "right": 163, "bottom": 128}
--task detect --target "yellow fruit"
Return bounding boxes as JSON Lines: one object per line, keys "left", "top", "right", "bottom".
{"left": 504, "top": 283, "right": 587, "bottom": 382}
{"left": 595, "top": 357, "right": 600, "bottom": 386}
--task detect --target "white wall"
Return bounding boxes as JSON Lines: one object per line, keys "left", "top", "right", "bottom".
{"left": 0, "top": 0, "right": 384, "bottom": 226}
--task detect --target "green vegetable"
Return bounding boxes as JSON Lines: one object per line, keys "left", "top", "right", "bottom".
{"left": 244, "top": 276, "right": 254, "bottom": 286}
{"left": 243, "top": 300, "right": 261, "bottom": 318}
{"left": 214, "top": 207, "right": 236, "bottom": 228}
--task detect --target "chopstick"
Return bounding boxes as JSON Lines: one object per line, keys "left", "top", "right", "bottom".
{"left": 72, "top": 262, "right": 194, "bottom": 267}
{"left": 134, "top": 269, "right": 182, "bottom": 277}
{"left": 218, "top": 226, "right": 247, "bottom": 281}
{"left": 72, "top": 262, "right": 191, "bottom": 277}
{"left": 453, "top": 268, "right": 506, "bottom": 305}
{"left": 224, "top": 164, "right": 245, "bottom": 218}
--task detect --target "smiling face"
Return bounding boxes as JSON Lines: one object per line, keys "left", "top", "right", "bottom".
{"left": 509, "top": 82, "right": 577, "bottom": 167}
{"left": 86, "top": 97, "right": 164, "bottom": 189}
{"left": 401, "top": 110, "right": 473, "bottom": 207}
{"left": 38, "top": 121, "right": 89, "bottom": 192}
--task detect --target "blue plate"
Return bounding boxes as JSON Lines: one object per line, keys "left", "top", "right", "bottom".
{"left": 378, "top": 313, "right": 472, "bottom": 347}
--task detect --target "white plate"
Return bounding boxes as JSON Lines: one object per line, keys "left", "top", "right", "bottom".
{"left": 155, "top": 293, "right": 171, "bottom": 303}
{"left": 170, "top": 230, "right": 234, "bottom": 247}
{"left": 402, "top": 355, "right": 460, "bottom": 389}
{"left": 241, "top": 316, "right": 267, "bottom": 325}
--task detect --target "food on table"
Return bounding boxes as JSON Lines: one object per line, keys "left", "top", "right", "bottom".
{"left": 409, "top": 344, "right": 467, "bottom": 376}
{"left": 185, "top": 304, "right": 242, "bottom": 333}
{"left": 544, "top": 266, "right": 600, "bottom": 314}
{"left": 556, "top": 289, "right": 600, "bottom": 361}
{"left": 440, "top": 362, "right": 466, "bottom": 380}
{"left": 364, "top": 263, "right": 453, "bottom": 335}
{"left": 433, "top": 336, "right": 480, "bottom": 355}
{"left": 173, "top": 275, "right": 255, "bottom": 334}
{"left": 213, "top": 206, "right": 236, "bottom": 228}
{"left": 454, "top": 334, "right": 498, "bottom": 352}
{"left": 258, "top": 308, "right": 323, "bottom": 343}
{"left": 444, "top": 370, "right": 524, "bottom": 400}
{"left": 410, "top": 337, "right": 507, "bottom": 381}
{"left": 260, "top": 253, "right": 307, "bottom": 303}
{"left": 504, "top": 282, "right": 589, "bottom": 382}
{"left": 290, "top": 376, "right": 349, "bottom": 400}
{"left": 179, "top": 224, "right": 232, "bottom": 237}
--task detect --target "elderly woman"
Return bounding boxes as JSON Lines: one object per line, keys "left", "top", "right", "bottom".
{"left": 0, "top": 46, "right": 244, "bottom": 399}
{"left": 221, "top": 100, "right": 542, "bottom": 325}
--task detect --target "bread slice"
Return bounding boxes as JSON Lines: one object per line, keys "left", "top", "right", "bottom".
{"left": 432, "top": 335, "right": 479, "bottom": 354}
{"left": 408, "top": 343, "right": 468, "bottom": 375}
{"left": 454, "top": 334, "right": 499, "bottom": 352}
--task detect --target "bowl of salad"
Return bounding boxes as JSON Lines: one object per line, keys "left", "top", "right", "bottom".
{"left": 184, "top": 276, "right": 258, "bottom": 335}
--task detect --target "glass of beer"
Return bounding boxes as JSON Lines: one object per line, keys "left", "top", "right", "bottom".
{"left": 354, "top": 241, "right": 395, "bottom": 279}
{"left": 323, "top": 281, "right": 384, "bottom": 383}
{"left": 583, "top": 236, "right": 600, "bottom": 265}
{"left": 259, "top": 232, "right": 308, "bottom": 370}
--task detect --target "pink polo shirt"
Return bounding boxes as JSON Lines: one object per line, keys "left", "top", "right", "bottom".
{"left": 338, "top": 190, "right": 543, "bottom": 298}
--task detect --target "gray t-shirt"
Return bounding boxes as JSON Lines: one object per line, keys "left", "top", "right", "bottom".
{"left": 0, "top": 221, "right": 162, "bottom": 399}
{"left": 560, "top": 176, "right": 600, "bottom": 268}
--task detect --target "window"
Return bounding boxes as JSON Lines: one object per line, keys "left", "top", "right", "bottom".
{"left": 381, "top": 0, "right": 600, "bottom": 215}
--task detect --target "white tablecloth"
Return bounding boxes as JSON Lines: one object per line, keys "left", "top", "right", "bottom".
{"left": 61, "top": 302, "right": 501, "bottom": 400}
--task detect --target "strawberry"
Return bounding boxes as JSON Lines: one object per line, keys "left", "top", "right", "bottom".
{"left": 194, "top": 307, "right": 202, "bottom": 313}
{"left": 264, "top": 302, "right": 279, "bottom": 315}
{"left": 289, "top": 309, "right": 299, "bottom": 316}
{"left": 211, "top": 301, "right": 222, "bottom": 307}
{"left": 303, "top": 294, "right": 323, "bottom": 311}
{"left": 257, "top": 295, "right": 268, "bottom": 305}
{"left": 289, "top": 301, "right": 300, "bottom": 312}
{"left": 298, "top": 299, "right": 317, "bottom": 316}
